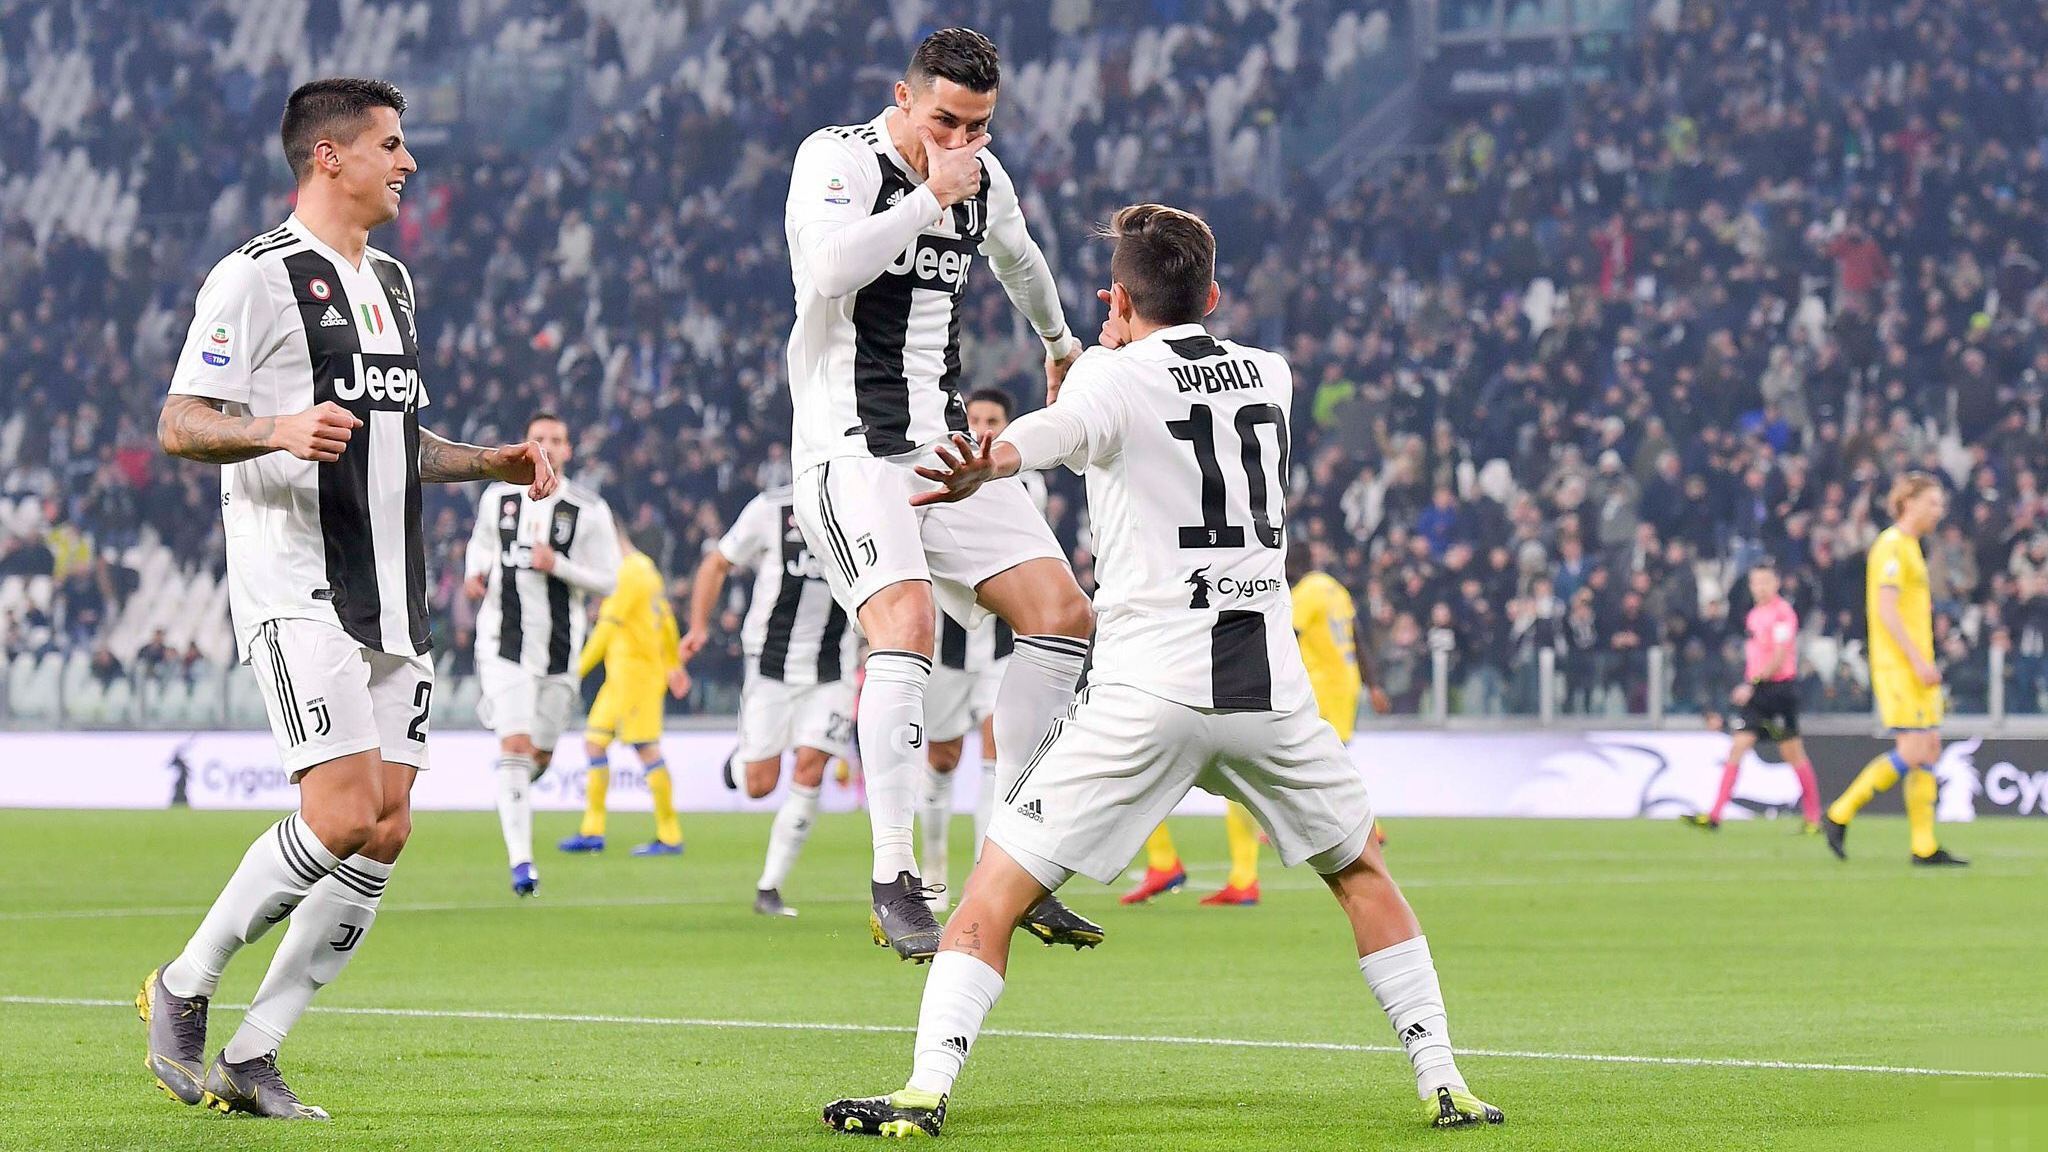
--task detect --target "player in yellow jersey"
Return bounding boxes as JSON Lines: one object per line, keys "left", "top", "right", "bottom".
{"left": 1123, "top": 541, "right": 1389, "bottom": 905}
{"left": 558, "top": 530, "right": 687, "bottom": 857}
{"left": 1822, "top": 472, "right": 1967, "bottom": 866}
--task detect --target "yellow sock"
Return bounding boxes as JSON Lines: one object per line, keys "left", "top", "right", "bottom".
{"left": 1905, "top": 768, "right": 1939, "bottom": 858}
{"left": 1827, "top": 753, "right": 1901, "bottom": 825}
{"left": 1224, "top": 801, "right": 1260, "bottom": 890}
{"left": 1144, "top": 824, "right": 1181, "bottom": 873}
{"left": 580, "top": 765, "right": 609, "bottom": 838}
{"left": 647, "top": 764, "right": 682, "bottom": 846}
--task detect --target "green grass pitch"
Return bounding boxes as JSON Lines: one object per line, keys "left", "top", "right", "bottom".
{"left": 1, "top": 808, "right": 2042, "bottom": 1150}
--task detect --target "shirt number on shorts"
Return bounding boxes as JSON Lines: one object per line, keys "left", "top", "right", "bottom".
{"left": 406, "top": 681, "right": 432, "bottom": 742}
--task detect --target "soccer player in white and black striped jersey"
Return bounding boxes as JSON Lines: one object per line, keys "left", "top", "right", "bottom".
{"left": 783, "top": 27, "right": 1101, "bottom": 963}
{"left": 140, "top": 79, "right": 558, "bottom": 1121}
{"left": 824, "top": 206, "right": 1501, "bottom": 1137}
{"left": 677, "top": 487, "right": 860, "bottom": 917}
{"left": 463, "top": 411, "right": 621, "bottom": 896}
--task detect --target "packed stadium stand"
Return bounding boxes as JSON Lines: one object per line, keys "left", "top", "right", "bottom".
{"left": 6, "top": 0, "right": 2048, "bottom": 727}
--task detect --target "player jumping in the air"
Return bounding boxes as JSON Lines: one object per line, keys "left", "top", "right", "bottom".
{"left": 142, "top": 78, "right": 557, "bottom": 1119}
{"left": 1822, "top": 474, "right": 1968, "bottom": 865}
{"left": 672, "top": 486, "right": 861, "bottom": 917}
{"left": 465, "top": 411, "right": 620, "bottom": 895}
{"left": 918, "top": 388, "right": 1048, "bottom": 912}
{"left": 784, "top": 27, "right": 1100, "bottom": 960}
{"left": 1683, "top": 558, "right": 1823, "bottom": 832}
{"left": 822, "top": 205, "right": 1501, "bottom": 1136}
{"left": 561, "top": 528, "right": 685, "bottom": 859}
{"left": 1126, "top": 540, "right": 1389, "bottom": 905}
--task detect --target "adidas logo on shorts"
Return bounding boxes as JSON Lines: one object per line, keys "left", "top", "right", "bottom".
{"left": 319, "top": 305, "right": 349, "bottom": 328}
{"left": 1016, "top": 798, "right": 1043, "bottom": 822}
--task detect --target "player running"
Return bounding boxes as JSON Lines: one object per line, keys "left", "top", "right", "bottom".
{"left": 142, "top": 78, "right": 557, "bottom": 1120}
{"left": 822, "top": 205, "right": 1501, "bottom": 1136}
{"left": 919, "top": 388, "right": 1046, "bottom": 912}
{"left": 672, "top": 486, "right": 860, "bottom": 917}
{"left": 1124, "top": 540, "right": 1389, "bottom": 906}
{"left": 785, "top": 27, "right": 1100, "bottom": 960}
{"left": 1822, "top": 474, "right": 1968, "bottom": 865}
{"left": 464, "top": 411, "right": 621, "bottom": 896}
{"left": 1682, "top": 558, "right": 1823, "bottom": 832}
{"left": 559, "top": 528, "right": 685, "bottom": 860}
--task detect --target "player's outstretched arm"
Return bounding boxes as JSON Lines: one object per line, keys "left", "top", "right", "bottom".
{"left": 679, "top": 550, "right": 735, "bottom": 662}
{"left": 912, "top": 432, "right": 1019, "bottom": 505}
{"left": 159, "top": 396, "right": 361, "bottom": 465}
{"left": 419, "top": 428, "right": 559, "bottom": 499}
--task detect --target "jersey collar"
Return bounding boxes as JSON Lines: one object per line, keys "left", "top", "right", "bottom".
{"left": 1128, "top": 322, "right": 1212, "bottom": 347}
{"left": 871, "top": 108, "right": 922, "bottom": 183}
{"left": 285, "top": 214, "right": 367, "bottom": 274}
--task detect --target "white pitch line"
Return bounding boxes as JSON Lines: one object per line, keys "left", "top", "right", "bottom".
{"left": 5, "top": 996, "right": 2039, "bottom": 1081}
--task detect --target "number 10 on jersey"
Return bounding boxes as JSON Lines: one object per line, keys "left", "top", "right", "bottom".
{"left": 1168, "top": 402, "right": 1289, "bottom": 550}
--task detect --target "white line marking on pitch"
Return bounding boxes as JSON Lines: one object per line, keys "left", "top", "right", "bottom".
{"left": 5, "top": 996, "right": 2038, "bottom": 1081}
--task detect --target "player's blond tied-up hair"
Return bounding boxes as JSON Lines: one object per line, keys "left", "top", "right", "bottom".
{"left": 1886, "top": 471, "right": 1942, "bottom": 520}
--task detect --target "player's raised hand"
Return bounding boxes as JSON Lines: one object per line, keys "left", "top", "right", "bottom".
{"left": 272, "top": 402, "right": 361, "bottom": 462}
{"left": 920, "top": 127, "right": 988, "bottom": 207}
{"left": 1045, "top": 345, "right": 1082, "bottom": 405}
{"left": 488, "top": 440, "right": 560, "bottom": 500}
{"left": 912, "top": 432, "right": 996, "bottom": 505}
{"left": 1096, "top": 288, "right": 1131, "bottom": 350}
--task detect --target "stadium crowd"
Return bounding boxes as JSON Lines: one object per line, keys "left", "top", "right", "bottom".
{"left": 7, "top": 0, "right": 2048, "bottom": 719}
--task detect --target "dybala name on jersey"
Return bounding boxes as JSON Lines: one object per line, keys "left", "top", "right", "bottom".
{"left": 1169, "top": 356, "right": 1265, "bottom": 395}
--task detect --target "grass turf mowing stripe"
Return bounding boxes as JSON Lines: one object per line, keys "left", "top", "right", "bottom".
{"left": 0, "top": 866, "right": 1936, "bottom": 922}
{"left": 10, "top": 995, "right": 2039, "bottom": 1081}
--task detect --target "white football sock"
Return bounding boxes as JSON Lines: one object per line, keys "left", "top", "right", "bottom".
{"left": 860, "top": 650, "right": 931, "bottom": 883}
{"left": 920, "top": 766, "right": 953, "bottom": 910}
{"left": 162, "top": 813, "right": 340, "bottom": 998}
{"left": 990, "top": 636, "right": 1086, "bottom": 811}
{"left": 973, "top": 761, "right": 998, "bottom": 860}
{"left": 1360, "top": 936, "right": 1467, "bottom": 1099}
{"left": 225, "top": 854, "right": 392, "bottom": 1061}
{"left": 496, "top": 753, "right": 536, "bottom": 869}
{"left": 907, "top": 951, "right": 1005, "bottom": 1096}
{"left": 757, "top": 782, "right": 820, "bottom": 891}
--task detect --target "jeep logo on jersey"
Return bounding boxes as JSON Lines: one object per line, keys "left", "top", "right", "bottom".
{"left": 329, "top": 352, "right": 427, "bottom": 411}
{"left": 885, "top": 234, "right": 975, "bottom": 294}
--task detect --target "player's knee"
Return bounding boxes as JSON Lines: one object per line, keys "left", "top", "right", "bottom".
{"left": 860, "top": 582, "right": 936, "bottom": 654}
{"left": 791, "top": 752, "right": 827, "bottom": 789}
{"left": 501, "top": 734, "right": 536, "bottom": 756}
{"left": 302, "top": 799, "right": 380, "bottom": 860}
{"left": 744, "top": 759, "right": 780, "bottom": 799}
{"left": 584, "top": 741, "right": 608, "bottom": 762}
{"left": 928, "top": 740, "right": 961, "bottom": 773}
{"left": 532, "top": 749, "right": 553, "bottom": 773}
{"left": 1039, "top": 591, "right": 1095, "bottom": 640}
{"left": 361, "top": 808, "right": 412, "bottom": 862}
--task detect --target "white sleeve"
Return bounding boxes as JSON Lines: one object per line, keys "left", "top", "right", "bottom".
{"left": 465, "top": 491, "right": 500, "bottom": 580}
{"left": 997, "top": 351, "right": 1126, "bottom": 473}
{"left": 547, "top": 499, "right": 621, "bottom": 597}
{"left": 787, "top": 131, "right": 943, "bottom": 300}
{"left": 716, "top": 495, "right": 777, "bottom": 569}
{"left": 978, "top": 152, "right": 1075, "bottom": 354}
{"left": 169, "top": 254, "right": 278, "bottom": 405}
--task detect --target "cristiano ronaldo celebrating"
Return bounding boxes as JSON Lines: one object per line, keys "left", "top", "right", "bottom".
{"left": 783, "top": 27, "right": 1101, "bottom": 962}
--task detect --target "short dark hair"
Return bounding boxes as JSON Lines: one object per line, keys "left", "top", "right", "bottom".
{"left": 1101, "top": 204, "right": 1216, "bottom": 326}
{"left": 965, "top": 387, "right": 1014, "bottom": 419}
{"left": 907, "top": 28, "right": 1000, "bottom": 93}
{"left": 281, "top": 78, "right": 407, "bottom": 181}
{"left": 526, "top": 410, "right": 566, "bottom": 435}
{"left": 1749, "top": 556, "right": 1777, "bottom": 573}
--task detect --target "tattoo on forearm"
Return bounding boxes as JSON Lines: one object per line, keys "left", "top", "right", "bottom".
{"left": 419, "top": 428, "right": 494, "bottom": 483}
{"left": 159, "top": 398, "right": 275, "bottom": 464}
